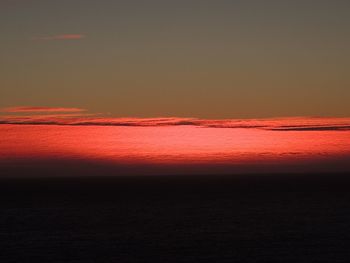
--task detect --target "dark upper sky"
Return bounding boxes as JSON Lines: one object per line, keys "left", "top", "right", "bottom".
{"left": 1, "top": 0, "right": 349, "bottom": 118}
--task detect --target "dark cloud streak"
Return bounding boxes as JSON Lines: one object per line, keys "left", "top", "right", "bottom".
{"left": 1, "top": 106, "right": 349, "bottom": 130}
{"left": 1, "top": 116, "right": 349, "bottom": 131}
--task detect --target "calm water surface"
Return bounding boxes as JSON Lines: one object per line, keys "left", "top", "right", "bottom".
{"left": 1, "top": 124, "right": 349, "bottom": 175}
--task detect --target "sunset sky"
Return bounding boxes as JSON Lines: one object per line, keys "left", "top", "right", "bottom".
{"left": 1, "top": 0, "right": 350, "bottom": 118}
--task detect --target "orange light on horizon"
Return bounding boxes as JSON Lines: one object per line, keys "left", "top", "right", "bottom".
{"left": 1, "top": 120, "right": 350, "bottom": 175}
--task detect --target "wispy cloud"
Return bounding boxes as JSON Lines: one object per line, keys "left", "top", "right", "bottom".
{"left": 32, "top": 34, "right": 86, "bottom": 41}
{"left": 2, "top": 106, "right": 87, "bottom": 113}
{"left": 0, "top": 106, "right": 349, "bottom": 131}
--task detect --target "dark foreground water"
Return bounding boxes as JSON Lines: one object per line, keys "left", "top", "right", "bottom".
{"left": 1, "top": 173, "right": 350, "bottom": 262}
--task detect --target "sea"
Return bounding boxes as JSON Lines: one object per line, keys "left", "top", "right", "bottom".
{"left": 0, "top": 124, "right": 350, "bottom": 262}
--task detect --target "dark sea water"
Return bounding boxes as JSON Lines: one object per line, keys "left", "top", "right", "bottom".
{"left": 1, "top": 174, "right": 350, "bottom": 262}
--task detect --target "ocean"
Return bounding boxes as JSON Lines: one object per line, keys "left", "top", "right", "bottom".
{"left": 1, "top": 124, "right": 350, "bottom": 262}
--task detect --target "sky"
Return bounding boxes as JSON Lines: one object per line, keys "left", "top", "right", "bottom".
{"left": 1, "top": 0, "right": 350, "bottom": 118}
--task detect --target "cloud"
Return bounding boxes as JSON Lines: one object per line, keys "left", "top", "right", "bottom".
{"left": 32, "top": 34, "right": 86, "bottom": 41}
{"left": 198, "top": 117, "right": 350, "bottom": 131}
{"left": 268, "top": 125, "right": 350, "bottom": 131}
{"left": 1, "top": 116, "right": 349, "bottom": 131}
{"left": 0, "top": 116, "right": 199, "bottom": 126}
{"left": 68, "top": 117, "right": 199, "bottom": 127}
{"left": 0, "top": 106, "right": 349, "bottom": 131}
{"left": 2, "top": 106, "right": 87, "bottom": 113}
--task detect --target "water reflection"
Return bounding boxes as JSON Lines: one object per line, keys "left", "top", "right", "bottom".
{"left": 1, "top": 124, "right": 350, "bottom": 175}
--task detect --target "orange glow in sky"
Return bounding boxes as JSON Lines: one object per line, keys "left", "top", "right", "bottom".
{"left": 1, "top": 117, "right": 349, "bottom": 176}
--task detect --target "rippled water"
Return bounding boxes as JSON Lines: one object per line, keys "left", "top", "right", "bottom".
{"left": 1, "top": 124, "right": 350, "bottom": 175}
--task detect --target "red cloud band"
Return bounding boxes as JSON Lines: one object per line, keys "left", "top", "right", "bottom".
{"left": 33, "top": 34, "right": 85, "bottom": 41}
{"left": 1, "top": 106, "right": 349, "bottom": 130}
